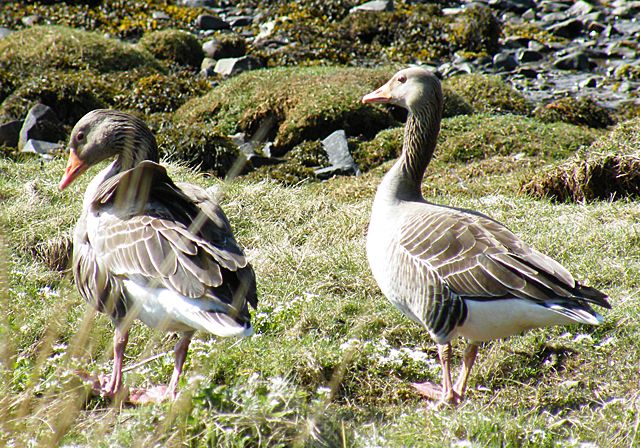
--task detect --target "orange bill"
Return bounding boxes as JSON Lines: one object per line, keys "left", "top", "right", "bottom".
{"left": 59, "top": 150, "right": 88, "bottom": 190}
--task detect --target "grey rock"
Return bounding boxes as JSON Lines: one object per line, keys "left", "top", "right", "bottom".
{"left": 488, "top": 0, "right": 535, "bottom": 14}
{"left": 196, "top": 14, "right": 231, "bottom": 30}
{"left": 547, "top": 18, "right": 585, "bottom": 38}
{"left": 179, "top": 0, "right": 217, "bottom": 6}
{"left": 21, "top": 139, "right": 63, "bottom": 159}
{"left": 522, "top": 8, "right": 536, "bottom": 20}
{"left": 225, "top": 16, "right": 254, "bottom": 27}
{"left": 566, "top": 0, "right": 596, "bottom": 17}
{"left": 21, "top": 15, "right": 42, "bottom": 27}
{"left": 316, "top": 130, "right": 359, "bottom": 178}
{"left": 493, "top": 52, "right": 518, "bottom": 71}
{"left": 214, "top": 56, "right": 262, "bottom": 77}
{"left": 203, "top": 36, "right": 246, "bottom": 59}
{"left": 553, "top": 51, "right": 593, "bottom": 71}
{"left": 151, "top": 11, "right": 170, "bottom": 20}
{"left": 0, "top": 27, "right": 12, "bottom": 39}
{"left": 350, "top": 0, "right": 394, "bottom": 13}
{"left": 579, "top": 77, "right": 598, "bottom": 88}
{"left": 200, "top": 57, "right": 217, "bottom": 77}
{"left": 0, "top": 120, "right": 22, "bottom": 148}
{"left": 18, "top": 104, "right": 65, "bottom": 150}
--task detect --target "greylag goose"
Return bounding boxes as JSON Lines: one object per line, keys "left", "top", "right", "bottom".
{"left": 362, "top": 68, "right": 611, "bottom": 405}
{"left": 59, "top": 109, "right": 257, "bottom": 404}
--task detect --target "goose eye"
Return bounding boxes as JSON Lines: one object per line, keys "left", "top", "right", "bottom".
{"left": 397, "top": 74, "right": 407, "bottom": 83}
{"left": 76, "top": 131, "right": 85, "bottom": 142}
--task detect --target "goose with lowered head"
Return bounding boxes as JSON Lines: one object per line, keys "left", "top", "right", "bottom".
{"left": 362, "top": 67, "right": 611, "bottom": 405}
{"left": 59, "top": 109, "right": 257, "bottom": 404}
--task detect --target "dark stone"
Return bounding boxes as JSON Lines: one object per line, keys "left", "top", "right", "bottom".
{"left": 547, "top": 18, "right": 585, "bottom": 38}
{"left": 203, "top": 37, "right": 246, "bottom": 59}
{"left": 196, "top": 14, "right": 231, "bottom": 31}
{"left": 579, "top": 77, "right": 598, "bottom": 88}
{"left": 493, "top": 52, "right": 518, "bottom": 71}
{"left": 214, "top": 56, "right": 262, "bottom": 77}
{"left": 516, "top": 67, "right": 538, "bottom": 78}
{"left": 488, "top": 0, "right": 535, "bottom": 14}
{"left": 517, "top": 49, "right": 543, "bottom": 63}
{"left": 0, "top": 120, "right": 22, "bottom": 148}
{"left": 18, "top": 104, "right": 65, "bottom": 150}
{"left": 553, "top": 51, "right": 593, "bottom": 71}
{"left": 316, "top": 130, "right": 359, "bottom": 178}
{"left": 179, "top": 0, "right": 218, "bottom": 6}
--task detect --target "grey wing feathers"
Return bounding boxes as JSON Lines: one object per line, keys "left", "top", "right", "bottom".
{"left": 396, "top": 206, "right": 609, "bottom": 337}
{"left": 75, "top": 161, "right": 257, "bottom": 322}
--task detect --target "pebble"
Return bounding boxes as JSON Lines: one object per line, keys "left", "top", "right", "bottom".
{"left": 196, "top": 14, "right": 230, "bottom": 31}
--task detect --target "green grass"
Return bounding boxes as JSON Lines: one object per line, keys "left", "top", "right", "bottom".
{"left": 0, "top": 139, "right": 638, "bottom": 447}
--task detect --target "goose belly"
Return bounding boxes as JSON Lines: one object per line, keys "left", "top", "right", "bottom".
{"left": 456, "top": 298, "right": 577, "bottom": 343}
{"left": 122, "top": 280, "right": 252, "bottom": 337}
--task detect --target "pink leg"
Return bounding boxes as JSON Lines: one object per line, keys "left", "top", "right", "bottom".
{"left": 412, "top": 343, "right": 461, "bottom": 405}
{"left": 128, "top": 332, "right": 194, "bottom": 405}
{"left": 104, "top": 326, "right": 129, "bottom": 397}
{"left": 453, "top": 343, "right": 478, "bottom": 399}
{"left": 167, "top": 332, "right": 193, "bottom": 399}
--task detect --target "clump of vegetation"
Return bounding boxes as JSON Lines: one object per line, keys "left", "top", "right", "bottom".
{"left": 612, "top": 63, "right": 640, "bottom": 81}
{"left": 30, "top": 234, "right": 72, "bottom": 273}
{"left": 0, "top": 1, "right": 206, "bottom": 39}
{"left": 437, "top": 113, "right": 602, "bottom": 163}
{"left": 0, "top": 26, "right": 162, "bottom": 79}
{"left": 114, "top": 72, "right": 211, "bottom": 114}
{"left": 0, "top": 70, "right": 113, "bottom": 124}
{"left": 156, "top": 122, "right": 239, "bottom": 176}
{"left": 521, "top": 117, "right": 640, "bottom": 201}
{"left": 246, "top": 140, "right": 329, "bottom": 185}
{"left": 534, "top": 97, "right": 614, "bottom": 129}
{"left": 443, "top": 73, "right": 532, "bottom": 115}
{"left": 352, "top": 127, "right": 403, "bottom": 171}
{"left": 521, "top": 153, "right": 640, "bottom": 202}
{"left": 175, "top": 66, "right": 396, "bottom": 154}
{"left": 138, "top": 29, "right": 203, "bottom": 68}
{"left": 450, "top": 4, "right": 502, "bottom": 56}
{"left": 442, "top": 85, "right": 475, "bottom": 117}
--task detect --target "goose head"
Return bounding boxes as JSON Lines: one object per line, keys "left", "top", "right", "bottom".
{"left": 59, "top": 109, "right": 158, "bottom": 190}
{"left": 362, "top": 67, "right": 442, "bottom": 113}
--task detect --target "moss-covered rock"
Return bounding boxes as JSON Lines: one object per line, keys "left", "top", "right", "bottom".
{"left": 352, "top": 127, "right": 403, "bottom": 172}
{"left": 533, "top": 96, "right": 614, "bottom": 129}
{"left": 450, "top": 4, "right": 502, "bottom": 56}
{"left": 113, "top": 71, "right": 211, "bottom": 114}
{"left": 443, "top": 73, "right": 532, "bottom": 115}
{"left": 175, "top": 66, "right": 397, "bottom": 154}
{"left": 156, "top": 122, "right": 239, "bottom": 177}
{"left": 0, "top": 26, "right": 162, "bottom": 80}
{"left": 437, "top": 113, "right": 602, "bottom": 163}
{"left": 138, "top": 29, "right": 203, "bottom": 68}
{"left": 520, "top": 118, "right": 640, "bottom": 202}
{"left": 0, "top": 70, "right": 114, "bottom": 124}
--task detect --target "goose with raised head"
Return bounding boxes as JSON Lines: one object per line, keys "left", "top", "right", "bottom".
{"left": 59, "top": 109, "right": 257, "bottom": 404}
{"left": 362, "top": 67, "right": 611, "bottom": 405}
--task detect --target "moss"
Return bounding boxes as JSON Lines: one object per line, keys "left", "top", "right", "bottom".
{"left": 175, "top": 66, "right": 397, "bottom": 154}
{"left": 449, "top": 4, "right": 502, "bottom": 56}
{"left": 113, "top": 71, "right": 211, "bottom": 114}
{"left": 0, "top": 25, "right": 162, "bottom": 80}
{"left": 255, "top": 4, "right": 451, "bottom": 67}
{"left": 352, "top": 127, "right": 403, "bottom": 171}
{"left": 0, "top": 1, "right": 206, "bottom": 39}
{"left": 534, "top": 97, "right": 614, "bottom": 129}
{"left": 613, "top": 63, "right": 640, "bottom": 81}
{"left": 437, "top": 114, "right": 602, "bottom": 163}
{"left": 156, "top": 122, "right": 239, "bottom": 177}
{"left": 442, "top": 86, "right": 474, "bottom": 118}
{"left": 0, "top": 70, "right": 114, "bottom": 124}
{"left": 521, "top": 118, "right": 640, "bottom": 202}
{"left": 138, "top": 29, "right": 203, "bottom": 68}
{"left": 443, "top": 73, "right": 532, "bottom": 115}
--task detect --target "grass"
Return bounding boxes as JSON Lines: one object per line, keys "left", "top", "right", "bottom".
{"left": 0, "top": 137, "right": 638, "bottom": 447}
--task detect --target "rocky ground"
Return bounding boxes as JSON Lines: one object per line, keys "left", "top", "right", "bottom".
{"left": 0, "top": 0, "right": 638, "bottom": 191}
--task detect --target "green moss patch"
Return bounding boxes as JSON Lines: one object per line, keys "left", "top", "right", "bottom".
{"left": 156, "top": 122, "right": 239, "bottom": 176}
{"left": 534, "top": 97, "right": 614, "bottom": 129}
{"left": 0, "top": 26, "right": 162, "bottom": 80}
{"left": 175, "top": 66, "right": 396, "bottom": 153}
{"left": 449, "top": 4, "right": 502, "bottom": 56}
{"left": 138, "top": 29, "right": 203, "bottom": 68}
{"left": 443, "top": 73, "right": 532, "bottom": 115}
{"left": 521, "top": 118, "right": 640, "bottom": 202}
